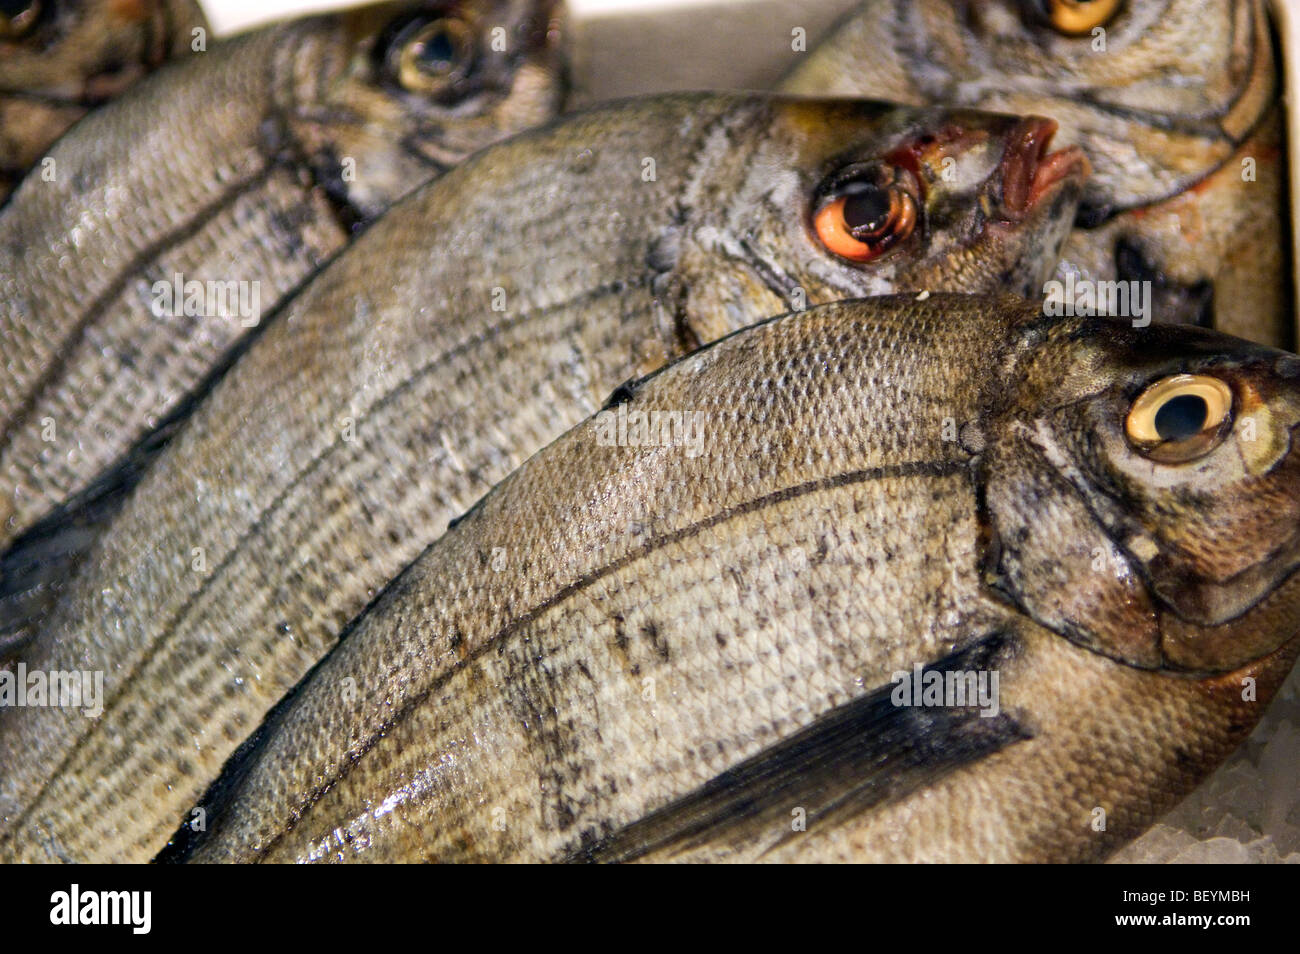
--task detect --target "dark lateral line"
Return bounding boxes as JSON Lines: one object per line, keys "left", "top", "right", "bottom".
{"left": 0, "top": 164, "right": 275, "bottom": 456}
{"left": 239, "top": 456, "right": 968, "bottom": 861}
{"left": 15, "top": 278, "right": 652, "bottom": 840}
{"left": 566, "top": 632, "right": 1030, "bottom": 863}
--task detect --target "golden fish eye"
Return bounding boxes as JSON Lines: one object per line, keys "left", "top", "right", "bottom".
{"left": 394, "top": 17, "right": 474, "bottom": 94}
{"left": 813, "top": 167, "right": 918, "bottom": 264}
{"left": 0, "top": 0, "right": 42, "bottom": 38}
{"left": 1125, "top": 374, "right": 1233, "bottom": 464}
{"left": 1043, "top": 0, "right": 1122, "bottom": 35}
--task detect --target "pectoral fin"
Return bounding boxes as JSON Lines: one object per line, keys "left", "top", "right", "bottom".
{"left": 568, "top": 632, "right": 1031, "bottom": 863}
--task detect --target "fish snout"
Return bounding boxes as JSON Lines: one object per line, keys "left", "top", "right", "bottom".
{"left": 996, "top": 117, "right": 1090, "bottom": 220}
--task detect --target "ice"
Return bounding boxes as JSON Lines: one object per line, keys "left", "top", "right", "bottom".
{"left": 1110, "top": 824, "right": 1198, "bottom": 863}
{"left": 1168, "top": 837, "right": 1253, "bottom": 864}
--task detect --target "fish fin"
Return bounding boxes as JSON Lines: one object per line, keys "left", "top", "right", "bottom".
{"left": 567, "top": 631, "right": 1031, "bottom": 863}
{"left": 599, "top": 377, "right": 641, "bottom": 411}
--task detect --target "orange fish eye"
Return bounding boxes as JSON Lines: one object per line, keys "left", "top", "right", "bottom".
{"left": 1042, "top": 0, "right": 1122, "bottom": 36}
{"left": 813, "top": 173, "right": 918, "bottom": 264}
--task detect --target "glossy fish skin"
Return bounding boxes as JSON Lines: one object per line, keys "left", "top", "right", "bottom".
{"left": 0, "top": 0, "right": 207, "bottom": 202}
{"left": 0, "top": 94, "right": 1086, "bottom": 863}
{"left": 0, "top": 0, "right": 566, "bottom": 554}
{"left": 163, "top": 295, "right": 1300, "bottom": 864}
{"left": 782, "top": 0, "right": 1287, "bottom": 345}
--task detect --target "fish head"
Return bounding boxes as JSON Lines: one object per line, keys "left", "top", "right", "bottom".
{"left": 671, "top": 100, "right": 1088, "bottom": 344}
{"left": 0, "top": 0, "right": 201, "bottom": 96}
{"left": 285, "top": 0, "right": 567, "bottom": 220}
{"left": 967, "top": 0, "right": 1275, "bottom": 224}
{"left": 786, "top": 0, "right": 1274, "bottom": 225}
{"left": 0, "top": 0, "right": 205, "bottom": 190}
{"left": 984, "top": 310, "right": 1300, "bottom": 673}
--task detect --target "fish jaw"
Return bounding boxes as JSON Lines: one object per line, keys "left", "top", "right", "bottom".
{"left": 0, "top": 0, "right": 205, "bottom": 101}
{"left": 919, "top": 111, "right": 1089, "bottom": 298}
{"left": 994, "top": 117, "right": 1091, "bottom": 220}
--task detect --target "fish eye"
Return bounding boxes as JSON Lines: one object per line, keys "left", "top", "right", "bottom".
{"left": 1035, "top": 0, "right": 1123, "bottom": 35}
{"left": 1124, "top": 374, "right": 1234, "bottom": 464}
{"left": 0, "top": 0, "right": 42, "bottom": 38}
{"left": 813, "top": 164, "right": 918, "bottom": 264}
{"left": 385, "top": 14, "right": 475, "bottom": 95}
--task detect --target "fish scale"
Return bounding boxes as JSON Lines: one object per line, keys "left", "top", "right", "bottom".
{"left": 167, "top": 295, "right": 1300, "bottom": 863}
{"left": 248, "top": 469, "right": 989, "bottom": 864}
{"left": 0, "top": 93, "right": 1087, "bottom": 861}
{"left": 0, "top": 0, "right": 568, "bottom": 559}
{"left": 6, "top": 167, "right": 345, "bottom": 512}
{"left": 182, "top": 301, "right": 996, "bottom": 863}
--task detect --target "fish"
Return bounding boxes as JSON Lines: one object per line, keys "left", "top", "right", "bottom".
{"left": 0, "top": 92, "right": 1088, "bottom": 862}
{"left": 0, "top": 0, "right": 208, "bottom": 203}
{"left": 0, "top": 0, "right": 567, "bottom": 566}
{"left": 781, "top": 0, "right": 1289, "bottom": 346}
{"left": 154, "top": 293, "right": 1300, "bottom": 863}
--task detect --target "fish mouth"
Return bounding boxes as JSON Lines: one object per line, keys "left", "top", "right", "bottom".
{"left": 998, "top": 118, "right": 1090, "bottom": 220}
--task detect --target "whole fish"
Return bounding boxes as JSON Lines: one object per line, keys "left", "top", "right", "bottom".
{"left": 781, "top": 0, "right": 1288, "bottom": 346}
{"left": 0, "top": 0, "right": 207, "bottom": 203}
{"left": 0, "top": 92, "right": 1088, "bottom": 862}
{"left": 0, "top": 0, "right": 567, "bottom": 568}
{"left": 160, "top": 294, "right": 1300, "bottom": 863}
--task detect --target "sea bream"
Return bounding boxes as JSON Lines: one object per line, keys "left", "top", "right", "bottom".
{"left": 0, "top": 0, "right": 208, "bottom": 203}
{"left": 159, "top": 294, "right": 1300, "bottom": 863}
{"left": 782, "top": 0, "right": 1288, "bottom": 346}
{"left": 0, "top": 92, "right": 1087, "bottom": 862}
{"left": 0, "top": 0, "right": 567, "bottom": 570}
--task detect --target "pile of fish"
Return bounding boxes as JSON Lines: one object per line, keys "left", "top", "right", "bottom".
{"left": 0, "top": 0, "right": 1294, "bottom": 864}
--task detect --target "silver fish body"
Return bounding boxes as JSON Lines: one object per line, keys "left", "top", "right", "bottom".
{"left": 0, "top": 93, "right": 1086, "bottom": 862}
{"left": 0, "top": 0, "right": 567, "bottom": 557}
{"left": 163, "top": 295, "right": 1300, "bottom": 863}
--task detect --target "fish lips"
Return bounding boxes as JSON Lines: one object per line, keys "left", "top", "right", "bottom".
{"left": 995, "top": 117, "right": 1091, "bottom": 221}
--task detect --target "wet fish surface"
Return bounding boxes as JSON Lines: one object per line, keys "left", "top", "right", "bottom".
{"left": 782, "top": 0, "right": 1289, "bottom": 346}
{"left": 0, "top": 0, "right": 207, "bottom": 203}
{"left": 161, "top": 294, "right": 1300, "bottom": 863}
{"left": 0, "top": 92, "right": 1087, "bottom": 862}
{"left": 0, "top": 0, "right": 567, "bottom": 575}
